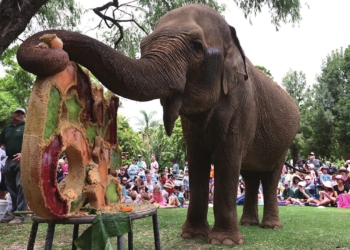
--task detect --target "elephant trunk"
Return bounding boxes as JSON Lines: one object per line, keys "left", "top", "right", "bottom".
{"left": 17, "top": 30, "right": 187, "bottom": 102}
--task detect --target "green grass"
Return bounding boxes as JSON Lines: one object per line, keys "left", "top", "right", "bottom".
{"left": 0, "top": 206, "right": 349, "bottom": 249}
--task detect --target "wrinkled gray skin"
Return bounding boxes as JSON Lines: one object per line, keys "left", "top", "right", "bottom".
{"left": 17, "top": 4, "right": 299, "bottom": 245}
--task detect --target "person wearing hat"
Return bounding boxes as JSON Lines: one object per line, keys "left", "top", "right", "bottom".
{"left": 306, "top": 152, "right": 324, "bottom": 177}
{"left": 295, "top": 157, "right": 306, "bottom": 171}
{"left": 291, "top": 175, "right": 302, "bottom": 192}
{"left": 308, "top": 181, "right": 336, "bottom": 207}
{"left": 333, "top": 175, "right": 349, "bottom": 197}
{"left": 319, "top": 165, "right": 332, "bottom": 185}
{"left": 291, "top": 181, "right": 312, "bottom": 205}
{"left": 0, "top": 108, "right": 27, "bottom": 225}
{"left": 128, "top": 158, "right": 139, "bottom": 182}
{"left": 279, "top": 181, "right": 294, "bottom": 205}
{"left": 338, "top": 166, "right": 350, "bottom": 186}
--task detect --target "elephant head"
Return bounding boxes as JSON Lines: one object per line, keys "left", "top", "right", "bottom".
{"left": 17, "top": 4, "right": 248, "bottom": 135}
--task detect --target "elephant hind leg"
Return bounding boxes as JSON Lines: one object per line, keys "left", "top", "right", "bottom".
{"left": 240, "top": 170, "right": 260, "bottom": 226}
{"left": 260, "top": 162, "right": 284, "bottom": 228}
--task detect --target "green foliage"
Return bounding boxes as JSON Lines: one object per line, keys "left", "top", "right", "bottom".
{"left": 0, "top": 46, "right": 35, "bottom": 129}
{"left": 233, "top": 0, "right": 304, "bottom": 30}
{"left": 25, "top": 0, "right": 83, "bottom": 35}
{"left": 255, "top": 65, "right": 273, "bottom": 78}
{"left": 44, "top": 86, "right": 60, "bottom": 139}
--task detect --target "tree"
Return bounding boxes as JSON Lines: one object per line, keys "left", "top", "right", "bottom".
{"left": 255, "top": 65, "right": 273, "bottom": 78}
{"left": 0, "top": 0, "right": 305, "bottom": 56}
{"left": 232, "top": 0, "right": 305, "bottom": 30}
{"left": 135, "top": 110, "right": 159, "bottom": 164}
{"left": 0, "top": 0, "right": 82, "bottom": 55}
{"left": 281, "top": 69, "right": 308, "bottom": 162}
{"left": 0, "top": 45, "right": 35, "bottom": 129}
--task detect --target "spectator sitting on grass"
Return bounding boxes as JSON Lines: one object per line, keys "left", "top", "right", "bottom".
{"left": 291, "top": 181, "right": 312, "bottom": 205}
{"left": 308, "top": 181, "right": 335, "bottom": 207}
{"left": 174, "top": 186, "right": 185, "bottom": 207}
{"left": 291, "top": 175, "right": 302, "bottom": 192}
{"left": 333, "top": 175, "right": 349, "bottom": 197}
{"left": 320, "top": 166, "right": 332, "bottom": 185}
{"left": 149, "top": 185, "right": 177, "bottom": 208}
{"left": 338, "top": 167, "right": 350, "bottom": 186}
{"left": 278, "top": 181, "right": 294, "bottom": 205}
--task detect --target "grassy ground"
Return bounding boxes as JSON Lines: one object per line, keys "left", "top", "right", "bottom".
{"left": 0, "top": 206, "right": 349, "bottom": 249}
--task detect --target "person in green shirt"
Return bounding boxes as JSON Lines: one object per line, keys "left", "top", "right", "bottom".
{"left": 0, "top": 108, "right": 27, "bottom": 226}
{"left": 280, "top": 181, "right": 294, "bottom": 205}
{"left": 291, "top": 181, "right": 312, "bottom": 206}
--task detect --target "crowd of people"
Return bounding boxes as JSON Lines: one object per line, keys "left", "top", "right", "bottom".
{"left": 117, "top": 155, "right": 190, "bottom": 209}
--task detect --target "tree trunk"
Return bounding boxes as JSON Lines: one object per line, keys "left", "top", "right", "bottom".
{"left": 0, "top": 0, "right": 49, "bottom": 55}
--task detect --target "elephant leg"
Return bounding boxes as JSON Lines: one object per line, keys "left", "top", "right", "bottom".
{"left": 240, "top": 170, "right": 260, "bottom": 226}
{"left": 181, "top": 145, "right": 211, "bottom": 239}
{"left": 208, "top": 157, "right": 243, "bottom": 245}
{"left": 259, "top": 161, "right": 284, "bottom": 228}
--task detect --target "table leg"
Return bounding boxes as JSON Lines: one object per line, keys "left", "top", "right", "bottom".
{"left": 72, "top": 224, "right": 79, "bottom": 250}
{"left": 152, "top": 213, "right": 161, "bottom": 250}
{"left": 117, "top": 235, "right": 124, "bottom": 250}
{"left": 44, "top": 222, "right": 56, "bottom": 250}
{"left": 27, "top": 221, "right": 39, "bottom": 250}
{"left": 128, "top": 221, "right": 134, "bottom": 250}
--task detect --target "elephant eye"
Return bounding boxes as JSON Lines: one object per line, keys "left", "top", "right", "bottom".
{"left": 190, "top": 41, "right": 203, "bottom": 52}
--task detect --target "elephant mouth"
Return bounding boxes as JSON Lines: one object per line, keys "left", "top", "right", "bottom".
{"left": 161, "top": 93, "right": 183, "bottom": 136}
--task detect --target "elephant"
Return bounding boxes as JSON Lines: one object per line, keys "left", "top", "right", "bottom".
{"left": 17, "top": 4, "right": 300, "bottom": 245}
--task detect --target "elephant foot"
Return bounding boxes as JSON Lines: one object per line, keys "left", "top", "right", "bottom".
{"left": 240, "top": 215, "right": 259, "bottom": 226}
{"left": 208, "top": 229, "right": 243, "bottom": 245}
{"left": 260, "top": 218, "right": 282, "bottom": 229}
{"left": 181, "top": 221, "right": 210, "bottom": 239}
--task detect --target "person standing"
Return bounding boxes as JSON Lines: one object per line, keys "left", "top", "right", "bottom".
{"left": 306, "top": 152, "right": 324, "bottom": 176}
{"left": 0, "top": 145, "right": 8, "bottom": 200}
{"left": 137, "top": 155, "right": 147, "bottom": 181}
{"left": 150, "top": 154, "right": 159, "bottom": 175}
{"left": 0, "top": 108, "right": 27, "bottom": 225}
{"left": 171, "top": 158, "right": 179, "bottom": 178}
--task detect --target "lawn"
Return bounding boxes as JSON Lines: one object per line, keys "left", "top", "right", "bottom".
{"left": 0, "top": 206, "right": 349, "bottom": 249}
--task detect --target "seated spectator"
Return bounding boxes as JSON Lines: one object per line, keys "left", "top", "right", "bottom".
{"left": 118, "top": 167, "right": 131, "bottom": 183}
{"left": 291, "top": 181, "right": 312, "bottom": 205}
{"left": 121, "top": 186, "right": 132, "bottom": 203}
{"left": 121, "top": 177, "right": 132, "bottom": 191}
{"left": 304, "top": 175, "right": 316, "bottom": 198}
{"left": 307, "top": 163, "right": 316, "bottom": 182}
{"left": 307, "top": 181, "right": 335, "bottom": 206}
{"left": 145, "top": 173, "right": 157, "bottom": 194}
{"left": 57, "top": 159, "right": 65, "bottom": 183}
{"left": 163, "top": 182, "right": 175, "bottom": 196}
{"left": 291, "top": 175, "right": 302, "bottom": 192}
{"left": 295, "top": 157, "right": 306, "bottom": 171}
{"left": 338, "top": 167, "right": 350, "bottom": 186}
{"left": 278, "top": 181, "right": 294, "bottom": 206}
{"left": 62, "top": 156, "right": 68, "bottom": 177}
{"left": 158, "top": 172, "right": 167, "bottom": 190}
{"left": 131, "top": 177, "right": 148, "bottom": 194}
{"left": 319, "top": 166, "right": 332, "bottom": 184}
{"left": 165, "top": 174, "right": 176, "bottom": 195}
{"left": 150, "top": 186, "right": 177, "bottom": 208}
{"left": 174, "top": 186, "right": 185, "bottom": 207}
{"left": 333, "top": 175, "right": 349, "bottom": 197}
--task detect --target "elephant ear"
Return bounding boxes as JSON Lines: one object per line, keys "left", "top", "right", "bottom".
{"left": 222, "top": 26, "right": 248, "bottom": 94}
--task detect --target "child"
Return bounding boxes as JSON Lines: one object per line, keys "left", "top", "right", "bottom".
{"left": 183, "top": 170, "right": 190, "bottom": 199}
{"left": 150, "top": 186, "right": 177, "bottom": 208}
{"left": 174, "top": 186, "right": 185, "bottom": 207}
{"left": 320, "top": 166, "right": 332, "bottom": 185}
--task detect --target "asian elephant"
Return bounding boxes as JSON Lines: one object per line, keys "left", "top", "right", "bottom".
{"left": 17, "top": 4, "right": 299, "bottom": 245}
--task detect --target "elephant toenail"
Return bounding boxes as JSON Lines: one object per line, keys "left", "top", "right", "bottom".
{"left": 210, "top": 239, "right": 221, "bottom": 244}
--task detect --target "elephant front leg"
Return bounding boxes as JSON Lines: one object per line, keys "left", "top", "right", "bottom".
{"left": 181, "top": 147, "right": 211, "bottom": 239}
{"left": 240, "top": 170, "right": 260, "bottom": 226}
{"left": 208, "top": 157, "right": 243, "bottom": 245}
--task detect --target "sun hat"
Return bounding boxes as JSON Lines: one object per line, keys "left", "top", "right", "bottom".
{"left": 335, "top": 175, "right": 345, "bottom": 181}
{"left": 296, "top": 157, "right": 305, "bottom": 164}
{"left": 323, "top": 181, "right": 333, "bottom": 188}
{"left": 338, "top": 166, "right": 349, "bottom": 173}
{"left": 320, "top": 165, "right": 330, "bottom": 172}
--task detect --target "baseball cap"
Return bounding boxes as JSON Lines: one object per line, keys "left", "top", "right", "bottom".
{"left": 298, "top": 181, "right": 306, "bottom": 187}
{"left": 283, "top": 181, "right": 290, "bottom": 185}
{"left": 309, "top": 152, "right": 315, "bottom": 156}
{"left": 14, "top": 108, "right": 26, "bottom": 114}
